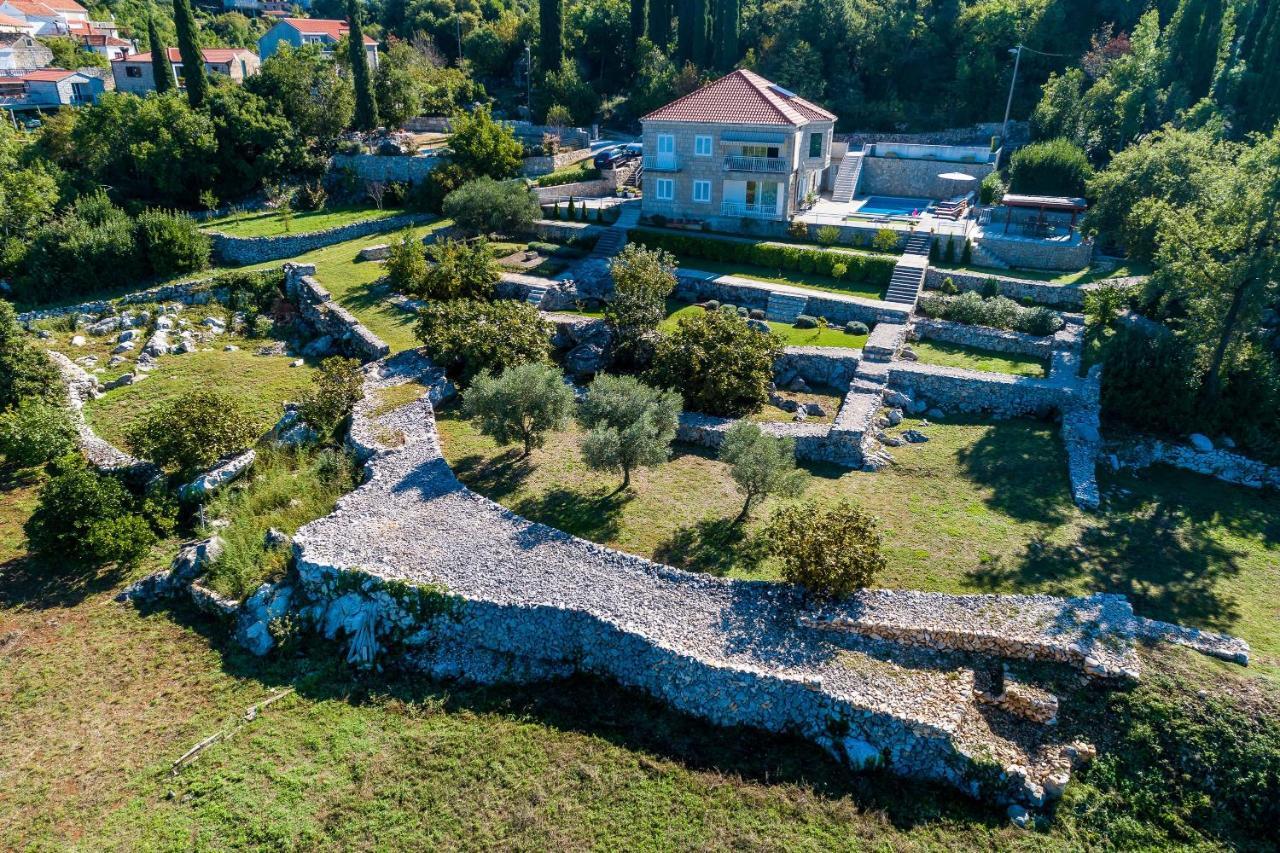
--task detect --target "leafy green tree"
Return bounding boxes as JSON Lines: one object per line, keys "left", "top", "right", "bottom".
{"left": 38, "top": 36, "right": 107, "bottom": 70}
{"left": 127, "top": 389, "right": 257, "bottom": 475}
{"left": 134, "top": 208, "right": 210, "bottom": 276}
{"left": 0, "top": 400, "right": 76, "bottom": 469}
{"left": 397, "top": 237, "right": 499, "bottom": 300}
{"left": 247, "top": 44, "right": 354, "bottom": 148}
{"left": 764, "top": 500, "right": 885, "bottom": 600}
{"left": 25, "top": 461, "right": 156, "bottom": 567}
{"left": 373, "top": 38, "right": 482, "bottom": 128}
{"left": 649, "top": 309, "right": 782, "bottom": 417}
{"left": 447, "top": 105, "right": 523, "bottom": 180}
{"left": 442, "top": 178, "right": 540, "bottom": 236}
{"left": 578, "top": 373, "right": 681, "bottom": 489}
{"left": 539, "top": 0, "right": 563, "bottom": 72}
{"left": 538, "top": 63, "right": 599, "bottom": 126}
{"left": 386, "top": 230, "right": 429, "bottom": 293}
{"left": 1007, "top": 138, "right": 1093, "bottom": 197}
{"left": 17, "top": 192, "right": 144, "bottom": 303}
{"left": 203, "top": 85, "right": 300, "bottom": 202}
{"left": 172, "top": 0, "right": 208, "bottom": 108}
{"left": 719, "top": 420, "right": 808, "bottom": 524}
{"left": 147, "top": 12, "right": 176, "bottom": 94}
{"left": 605, "top": 243, "right": 676, "bottom": 366}
{"left": 464, "top": 362, "right": 575, "bottom": 456}
{"left": 415, "top": 298, "right": 552, "bottom": 383}
{"left": 300, "top": 356, "right": 365, "bottom": 435}
{"left": 347, "top": 0, "right": 379, "bottom": 130}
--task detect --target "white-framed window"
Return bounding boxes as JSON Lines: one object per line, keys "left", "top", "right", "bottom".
{"left": 694, "top": 135, "right": 712, "bottom": 156}
{"left": 655, "top": 178, "right": 674, "bottom": 200}
{"left": 657, "top": 134, "right": 675, "bottom": 154}
{"left": 692, "top": 180, "right": 711, "bottom": 203}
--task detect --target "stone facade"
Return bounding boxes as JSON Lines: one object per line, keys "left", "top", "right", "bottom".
{"left": 857, "top": 147, "right": 996, "bottom": 200}
{"left": 520, "top": 147, "right": 595, "bottom": 177}
{"left": 974, "top": 233, "right": 1095, "bottom": 272}
{"left": 284, "top": 264, "right": 390, "bottom": 362}
{"left": 207, "top": 212, "right": 433, "bottom": 265}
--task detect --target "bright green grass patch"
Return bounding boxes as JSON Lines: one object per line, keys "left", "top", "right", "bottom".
{"left": 203, "top": 206, "right": 403, "bottom": 238}
{"left": 910, "top": 339, "right": 1048, "bottom": 377}
{"left": 660, "top": 302, "right": 869, "bottom": 349}
{"left": 83, "top": 344, "right": 316, "bottom": 449}
{"left": 200, "top": 445, "right": 361, "bottom": 599}
{"left": 534, "top": 158, "right": 601, "bottom": 187}
{"left": 936, "top": 259, "right": 1152, "bottom": 286}
{"left": 677, "top": 256, "right": 886, "bottom": 301}
{"left": 369, "top": 380, "right": 430, "bottom": 417}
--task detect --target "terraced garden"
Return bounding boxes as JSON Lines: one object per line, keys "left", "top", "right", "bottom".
{"left": 202, "top": 206, "right": 404, "bottom": 238}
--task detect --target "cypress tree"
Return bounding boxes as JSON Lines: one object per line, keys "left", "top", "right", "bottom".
{"left": 1237, "top": 0, "right": 1280, "bottom": 131}
{"left": 629, "top": 0, "right": 646, "bottom": 42}
{"left": 171, "top": 0, "right": 207, "bottom": 108}
{"left": 713, "top": 0, "right": 739, "bottom": 69}
{"left": 691, "top": 0, "right": 709, "bottom": 65}
{"left": 539, "top": 0, "right": 563, "bottom": 72}
{"left": 147, "top": 12, "right": 175, "bottom": 95}
{"left": 347, "top": 0, "right": 378, "bottom": 130}
{"left": 676, "top": 0, "right": 693, "bottom": 62}
{"left": 648, "top": 0, "right": 671, "bottom": 48}
{"left": 1164, "top": 0, "right": 1225, "bottom": 105}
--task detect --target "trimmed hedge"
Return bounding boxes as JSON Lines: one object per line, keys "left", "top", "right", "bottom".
{"left": 528, "top": 240, "right": 587, "bottom": 259}
{"left": 630, "top": 229, "right": 896, "bottom": 289}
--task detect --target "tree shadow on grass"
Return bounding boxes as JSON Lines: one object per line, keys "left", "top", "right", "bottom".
{"left": 0, "top": 555, "right": 126, "bottom": 611}
{"left": 954, "top": 416, "right": 1074, "bottom": 525}
{"left": 653, "top": 517, "right": 767, "bottom": 577}
{"left": 512, "top": 486, "right": 630, "bottom": 544}
{"left": 449, "top": 449, "right": 533, "bottom": 502}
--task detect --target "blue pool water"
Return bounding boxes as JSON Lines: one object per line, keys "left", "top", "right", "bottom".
{"left": 855, "top": 195, "right": 934, "bottom": 217}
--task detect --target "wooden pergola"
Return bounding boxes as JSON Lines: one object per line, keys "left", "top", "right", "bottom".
{"left": 998, "top": 194, "right": 1088, "bottom": 235}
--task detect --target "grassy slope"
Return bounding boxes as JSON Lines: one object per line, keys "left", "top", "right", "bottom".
{"left": 662, "top": 302, "right": 870, "bottom": 348}
{"left": 911, "top": 339, "right": 1048, "bottom": 378}
{"left": 933, "top": 260, "right": 1152, "bottom": 286}
{"left": 203, "top": 206, "right": 402, "bottom": 238}
{"left": 677, "top": 256, "right": 886, "bottom": 301}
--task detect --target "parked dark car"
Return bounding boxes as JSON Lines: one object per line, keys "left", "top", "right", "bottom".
{"left": 593, "top": 146, "right": 626, "bottom": 169}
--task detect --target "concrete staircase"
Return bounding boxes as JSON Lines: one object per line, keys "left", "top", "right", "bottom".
{"left": 589, "top": 228, "right": 627, "bottom": 259}
{"left": 903, "top": 231, "right": 932, "bottom": 257}
{"left": 970, "top": 240, "right": 1011, "bottom": 269}
{"left": 831, "top": 148, "right": 867, "bottom": 203}
{"left": 765, "top": 291, "right": 810, "bottom": 323}
{"left": 884, "top": 258, "right": 928, "bottom": 306}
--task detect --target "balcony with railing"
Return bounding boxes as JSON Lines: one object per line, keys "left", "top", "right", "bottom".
{"left": 643, "top": 154, "right": 679, "bottom": 172}
{"left": 721, "top": 201, "right": 783, "bottom": 220}
{"left": 723, "top": 155, "right": 788, "bottom": 174}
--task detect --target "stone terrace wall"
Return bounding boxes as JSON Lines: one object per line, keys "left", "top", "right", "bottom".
{"left": 838, "top": 121, "right": 1029, "bottom": 152}
{"left": 535, "top": 178, "right": 618, "bottom": 201}
{"left": 976, "top": 234, "right": 1094, "bottom": 273}
{"left": 924, "top": 267, "right": 1097, "bottom": 309}
{"left": 48, "top": 350, "right": 158, "bottom": 481}
{"left": 887, "top": 362, "right": 1069, "bottom": 417}
{"left": 284, "top": 263, "right": 390, "bottom": 362}
{"left": 208, "top": 212, "right": 433, "bottom": 265}
{"left": 1111, "top": 439, "right": 1280, "bottom": 491}
{"left": 17, "top": 277, "right": 225, "bottom": 325}
{"left": 329, "top": 153, "right": 443, "bottom": 184}
{"left": 775, "top": 346, "right": 863, "bottom": 389}
{"left": 673, "top": 274, "right": 910, "bottom": 327}
{"left": 859, "top": 155, "right": 996, "bottom": 200}
{"left": 911, "top": 317, "right": 1057, "bottom": 359}
{"left": 520, "top": 147, "right": 595, "bottom": 177}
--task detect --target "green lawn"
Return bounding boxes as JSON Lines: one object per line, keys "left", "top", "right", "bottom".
{"left": 203, "top": 206, "right": 404, "bottom": 238}
{"left": 910, "top": 339, "right": 1049, "bottom": 377}
{"left": 676, "top": 256, "right": 887, "bottom": 301}
{"left": 661, "top": 302, "right": 870, "bottom": 348}
{"left": 935, "top": 259, "right": 1152, "bottom": 286}
{"left": 534, "top": 158, "right": 601, "bottom": 187}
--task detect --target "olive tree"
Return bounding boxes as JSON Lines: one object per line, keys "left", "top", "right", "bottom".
{"left": 648, "top": 309, "right": 781, "bottom": 417}
{"left": 719, "top": 420, "right": 809, "bottom": 524}
{"left": 764, "top": 500, "right": 886, "bottom": 600}
{"left": 415, "top": 298, "right": 552, "bottom": 383}
{"left": 464, "top": 362, "right": 575, "bottom": 456}
{"left": 578, "top": 374, "right": 681, "bottom": 489}
{"left": 126, "top": 389, "right": 256, "bottom": 475}
{"left": 606, "top": 243, "right": 677, "bottom": 367}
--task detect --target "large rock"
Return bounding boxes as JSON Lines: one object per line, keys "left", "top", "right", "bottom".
{"left": 302, "top": 335, "right": 335, "bottom": 358}
{"left": 234, "top": 583, "right": 295, "bottom": 656}
{"left": 86, "top": 316, "right": 121, "bottom": 336}
{"left": 564, "top": 342, "right": 609, "bottom": 375}
{"left": 1188, "top": 433, "right": 1214, "bottom": 452}
{"left": 179, "top": 450, "right": 256, "bottom": 501}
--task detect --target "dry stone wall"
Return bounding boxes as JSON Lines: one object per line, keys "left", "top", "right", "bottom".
{"left": 886, "top": 362, "right": 1069, "bottom": 418}
{"left": 673, "top": 274, "right": 910, "bottom": 327}
{"left": 329, "top": 153, "right": 443, "bottom": 184}
{"left": 1109, "top": 439, "right": 1280, "bottom": 491}
{"left": 208, "top": 212, "right": 433, "bottom": 265}
{"left": 284, "top": 264, "right": 390, "bottom": 361}
{"left": 911, "top": 317, "right": 1057, "bottom": 359}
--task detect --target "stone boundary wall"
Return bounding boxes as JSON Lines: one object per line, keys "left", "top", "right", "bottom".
{"left": 676, "top": 412, "right": 863, "bottom": 466}
{"left": 837, "top": 121, "right": 1029, "bottom": 152}
{"left": 673, "top": 275, "right": 910, "bottom": 327}
{"left": 859, "top": 156, "right": 996, "bottom": 201}
{"left": 47, "top": 350, "right": 158, "bottom": 481}
{"left": 284, "top": 264, "right": 390, "bottom": 362}
{"left": 17, "top": 277, "right": 225, "bottom": 325}
{"left": 208, "top": 212, "right": 434, "bottom": 265}
{"left": 520, "top": 147, "right": 595, "bottom": 177}
{"left": 975, "top": 234, "right": 1094, "bottom": 273}
{"left": 886, "top": 362, "right": 1069, "bottom": 418}
{"left": 775, "top": 346, "right": 863, "bottom": 389}
{"left": 911, "top": 317, "right": 1057, "bottom": 359}
{"left": 535, "top": 178, "right": 617, "bottom": 201}
{"left": 329, "top": 153, "right": 443, "bottom": 185}
{"left": 1110, "top": 439, "right": 1280, "bottom": 491}
{"left": 924, "top": 268, "right": 1093, "bottom": 309}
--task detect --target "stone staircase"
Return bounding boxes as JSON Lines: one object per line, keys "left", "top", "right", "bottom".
{"left": 831, "top": 148, "right": 867, "bottom": 203}
{"left": 765, "top": 291, "right": 810, "bottom": 323}
{"left": 884, "top": 259, "right": 928, "bottom": 306}
{"left": 970, "top": 240, "right": 1010, "bottom": 269}
{"left": 621, "top": 160, "right": 643, "bottom": 189}
{"left": 903, "top": 231, "right": 932, "bottom": 257}
{"left": 589, "top": 228, "right": 627, "bottom": 259}
{"left": 523, "top": 284, "right": 549, "bottom": 307}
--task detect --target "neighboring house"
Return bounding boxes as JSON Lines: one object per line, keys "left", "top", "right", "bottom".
{"left": 0, "top": 0, "right": 90, "bottom": 36}
{"left": 639, "top": 68, "right": 835, "bottom": 230}
{"left": 0, "top": 11, "right": 35, "bottom": 34}
{"left": 223, "top": 0, "right": 307, "bottom": 12}
{"left": 74, "top": 31, "right": 132, "bottom": 62}
{"left": 0, "top": 30, "right": 52, "bottom": 69}
{"left": 258, "top": 17, "right": 377, "bottom": 68}
{"left": 112, "top": 47, "right": 260, "bottom": 95}
{"left": 0, "top": 66, "right": 103, "bottom": 110}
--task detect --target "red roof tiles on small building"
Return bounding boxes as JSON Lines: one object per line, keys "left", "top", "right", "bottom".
{"left": 279, "top": 17, "right": 376, "bottom": 45}
{"left": 121, "top": 47, "right": 256, "bottom": 65}
{"left": 641, "top": 68, "right": 836, "bottom": 126}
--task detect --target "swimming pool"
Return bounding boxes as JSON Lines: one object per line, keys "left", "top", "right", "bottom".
{"left": 854, "top": 195, "right": 934, "bottom": 217}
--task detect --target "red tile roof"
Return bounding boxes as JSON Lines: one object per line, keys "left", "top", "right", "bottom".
{"left": 120, "top": 47, "right": 255, "bottom": 64}
{"left": 36, "top": 0, "right": 85, "bottom": 12}
{"left": 641, "top": 68, "right": 836, "bottom": 126}
{"left": 0, "top": 11, "right": 27, "bottom": 26}
{"left": 18, "top": 68, "right": 78, "bottom": 81}
{"left": 2, "top": 0, "right": 58, "bottom": 17}
{"left": 278, "top": 16, "right": 376, "bottom": 45}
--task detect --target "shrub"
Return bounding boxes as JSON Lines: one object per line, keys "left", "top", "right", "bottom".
{"left": 24, "top": 461, "right": 155, "bottom": 566}
{"left": 649, "top": 309, "right": 782, "bottom": 417}
{"left": 871, "top": 229, "right": 899, "bottom": 253}
{"left": 386, "top": 230, "right": 429, "bottom": 294}
{"left": 919, "top": 291, "right": 1063, "bottom": 335}
{"left": 845, "top": 321, "right": 869, "bottom": 335}
{"left": 578, "top": 374, "right": 681, "bottom": 489}
{"left": 528, "top": 241, "right": 586, "bottom": 259}
{"left": 415, "top": 298, "right": 551, "bottom": 383}
{"left": 719, "top": 421, "right": 809, "bottom": 524}
{"left": 465, "top": 362, "right": 575, "bottom": 456}
{"left": 396, "top": 237, "right": 499, "bottom": 301}
{"left": 719, "top": 303, "right": 738, "bottom": 314}
{"left": 17, "top": 192, "right": 143, "bottom": 303}
{"left": 299, "top": 356, "right": 365, "bottom": 436}
{"left": 764, "top": 500, "right": 885, "bottom": 599}
{"left": 749, "top": 309, "right": 766, "bottom": 321}
{"left": 1008, "top": 138, "right": 1093, "bottom": 196}
{"left": 1084, "top": 282, "right": 1130, "bottom": 330}
{"left": 787, "top": 221, "right": 809, "bottom": 240}
{"left": 134, "top": 209, "right": 211, "bottom": 277}
{"left": 943, "top": 238, "right": 956, "bottom": 263}
{"left": 941, "top": 276, "right": 959, "bottom": 295}
{"left": 1101, "top": 324, "right": 1197, "bottom": 436}
{"left": 703, "top": 300, "right": 720, "bottom": 311}
{"left": 981, "top": 277, "right": 1000, "bottom": 298}
{"left": 442, "top": 177, "right": 541, "bottom": 236}
{"left": 605, "top": 244, "right": 677, "bottom": 368}
{"left": 0, "top": 301, "right": 60, "bottom": 411}
{"left": 127, "top": 389, "right": 257, "bottom": 476}
{"left": 794, "top": 315, "right": 818, "bottom": 329}
{"left": 1016, "top": 306, "right": 1063, "bottom": 337}
{"left": 0, "top": 400, "right": 76, "bottom": 468}
{"left": 979, "top": 171, "right": 1005, "bottom": 205}
{"left": 832, "top": 262, "right": 848, "bottom": 279}
{"left": 816, "top": 225, "right": 840, "bottom": 245}
{"left": 215, "top": 269, "right": 284, "bottom": 314}
{"left": 929, "top": 239, "right": 940, "bottom": 263}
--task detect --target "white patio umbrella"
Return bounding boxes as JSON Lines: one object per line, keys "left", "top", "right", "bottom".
{"left": 938, "top": 171, "right": 977, "bottom": 200}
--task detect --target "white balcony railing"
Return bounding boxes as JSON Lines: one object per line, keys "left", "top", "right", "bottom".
{"left": 643, "top": 154, "right": 679, "bottom": 172}
{"left": 721, "top": 201, "right": 782, "bottom": 220}
{"left": 723, "top": 155, "right": 787, "bottom": 173}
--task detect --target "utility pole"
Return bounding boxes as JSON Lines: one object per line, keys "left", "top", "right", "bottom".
{"left": 525, "top": 42, "right": 533, "bottom": 114}
{"left": 1001, "top": 44, "right": 1023, "bottom": 140}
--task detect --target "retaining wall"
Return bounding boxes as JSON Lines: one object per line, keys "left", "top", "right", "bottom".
{"left": 975, "top": 234, "right": 1094, "bottom": 272}
{"left": 838, "top": 122, "right": 1028, "bottom": 152}
{"left": 17, "top": 276, "right": 225, "bottom": 325}
{"left": 911, "top": 317, "right": 1057, "bottom": 360}
{"left": 1111, "top": 440, "right": 1280, "bottom": 490}
{"left": 924, "top": 267, "right": 1090, "bottom": 309}
{"left": 521, "top": 147, "right": 595, "bottom": 177}
{"left": 859, "top": 155, "right": 996, "bottom": 200}
{"left": 329, "top": 153, "right": 443, "bottom": 184}
{"left": 207, "top": 212, "right": 434, "bottom": 265}
{"left": 536, "top": 178, "right": 618, "bottom": 201}
{"left": 673, "top": 275, "right": 910, "bottom": 327}
{"left": 886, "top": 362, "right": 1069, "bottom": 417}
{"left": 284, "top": 263, "right": 390, "bottom": 361}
